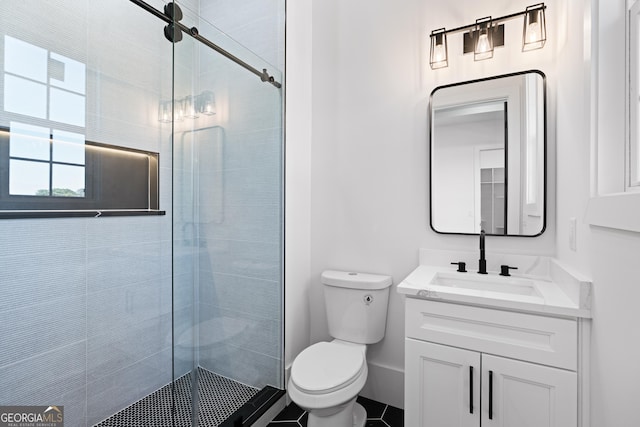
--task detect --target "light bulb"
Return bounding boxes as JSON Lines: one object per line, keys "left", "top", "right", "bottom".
{"left": 527, "top": 21, "right": 541, "bottom": 43}
{"left": 175, "top": 103, "right": 184, "bottom": 122}
{"left": 433, "top": 43, "right": 446, "bottom": 63}
{"left": 477, "top": 32, "right": 490, "bottom": 54}
{"left": 184, "top": 96, "right": 198, "bottom": 119}
{"left": 523, "top": 7, "right": 546, "bottom": 51}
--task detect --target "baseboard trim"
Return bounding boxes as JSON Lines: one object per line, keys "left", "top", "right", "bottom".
{"left": 360, "top": 362, "right": 404, "bottom": 409}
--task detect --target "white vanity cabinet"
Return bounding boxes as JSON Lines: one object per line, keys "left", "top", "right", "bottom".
{"left": 404, "top": 297, "right": 579, "bottom": 427}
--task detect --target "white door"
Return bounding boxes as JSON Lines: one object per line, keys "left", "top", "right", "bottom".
{"left": 405, "top": 339, "right": 480, "bottom": 427}
{"left": 481, "top": 354, "right": 577, "bottom": 427}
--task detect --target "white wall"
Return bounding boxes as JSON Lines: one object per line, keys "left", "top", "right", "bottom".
{"left": 297, "top": 0, "right": 568, "bottom": 408}
{"left": 284, "top": 0, "right": 312, "bottom": 377}
{"left": 287, "top": 1, "right": 640, "bottom": 422}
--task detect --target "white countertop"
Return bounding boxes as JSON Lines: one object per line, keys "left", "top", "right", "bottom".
{"left": 397, "top": 262, "right": 592, "bottom": 318}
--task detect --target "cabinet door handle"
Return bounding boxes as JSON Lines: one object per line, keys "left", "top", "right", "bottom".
{"left": 469, "top": 366, "right": 474, "bottom": 414}
{"left": 489, "top": 370, "right": 494, "bottom": 420}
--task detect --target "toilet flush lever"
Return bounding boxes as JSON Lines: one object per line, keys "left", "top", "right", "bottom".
{"left": 451, "top": 261, "right": 467, "bottom": 273}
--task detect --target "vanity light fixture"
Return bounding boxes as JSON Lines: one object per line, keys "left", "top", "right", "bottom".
{"left": 158, "top": 100, "right": 172, "bottom": 123}
{"left": 523, "top": 4, "right": 547, "bottom": 51}
{"left": 174, "top": 98, "right": 185, "bottom": 122}
{"left": 429, "top": 3, "right": 546, "bottom": 70}
{"left": 473, "top": 17, "right": 495, "bottom": 61}
{"left": 199, "top": 91, "right": 216, "bottom": 115}
{"left": 429, "top": 28, "right": 448, "bottom": 69}
{"left": 157, "top": 91, "right": 217, "bottom": 122}
{"left": 184, "top": 95, "right": 198, "bottom": 119}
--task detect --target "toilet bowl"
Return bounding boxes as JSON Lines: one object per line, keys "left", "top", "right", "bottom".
{"left": 287, "top": 270, "right": 392, "bottom": 427}
{"left": 289, "top": 340, "right": 368, "bottom": 427}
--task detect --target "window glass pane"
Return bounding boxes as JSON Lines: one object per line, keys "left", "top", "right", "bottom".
{"left": 9, "top": 121, "right": 50, "bottom": 160}
{"left": 637, "top": 12, "right": 640, "bottom": 184}
{"left": 49, "top": 88, "right": 85, "bottom": 126}
{"left": 49, "top": 52, "right": 86, "bottom": 94}
{"left": 52, "top": 164, "right": 85, "bottom": 197}
{"left": 9, "top": 159, "right": 50, "bottom": 196}
{"left": 630, "top": 6, "right": 640, "bottom": 188}
{"left": 3, "top": 74, "right": 47, "bottom": 118}
{"left": 52, "top": 130, "right": 85, "bottom": 165}
{"left": 4, "top": 35, "right": 47, "bottom": 82}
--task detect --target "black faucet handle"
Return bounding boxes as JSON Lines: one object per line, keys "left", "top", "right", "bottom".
{"left": 451, "top": 261, "right": 467, "bottom": 272}
{"left": 499, "top": 265, "right": 518, "bottom": 277}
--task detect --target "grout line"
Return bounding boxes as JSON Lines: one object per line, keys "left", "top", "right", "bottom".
{"left": 380, "top": 403, "right": 389, "bottom": 419}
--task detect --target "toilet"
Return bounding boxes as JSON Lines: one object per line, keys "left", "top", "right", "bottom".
{"left": 288, "top": 270, "right": 392, "bottom": 427}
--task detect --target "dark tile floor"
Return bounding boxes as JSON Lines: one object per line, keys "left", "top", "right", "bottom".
{"left": 267, "top": 395, "right": 404, "bottom": 427}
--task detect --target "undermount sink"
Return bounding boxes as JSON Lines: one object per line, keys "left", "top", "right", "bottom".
{"left": 429, "top": 272, "right": 542, "bottom": 298}
{"left": 397, "top": 257, "right": 592, "bottom": 318}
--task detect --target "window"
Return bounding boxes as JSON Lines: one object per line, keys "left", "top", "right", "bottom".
{"left": 586, "top": 1, "right": 640, "bottom": 233}
{"left": 0, "top": 126, "right": 159, "bottom": 213}
{"left": 1, "top": 35, "right": 162, "bottom": 217}
{"left": 6, "top": 122, "right": 85, "bottom": 198}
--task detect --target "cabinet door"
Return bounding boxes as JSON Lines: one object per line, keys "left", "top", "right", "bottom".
{"left": 481, "top": 354, "right": 577, "bottom": 427}
{"left": 405, "top": 338, "right": 480, "bottom": 427}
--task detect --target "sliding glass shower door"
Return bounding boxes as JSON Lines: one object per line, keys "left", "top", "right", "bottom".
{"left": 171, "top": 3, "right": 284, "bottom": 424}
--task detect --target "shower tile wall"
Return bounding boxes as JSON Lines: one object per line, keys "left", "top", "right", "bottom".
{"left": 0, "top": 1, "right": 284, "bottom": 426}
{"left": 0, "top": 1, "right": 173, "bottom": 426}
{"left": 200, "top": 0, "right": 285, "bottom": 72}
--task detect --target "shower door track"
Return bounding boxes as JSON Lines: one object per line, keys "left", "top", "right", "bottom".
{"left": 129, "top": 0, "right": 282, "bottom": 88}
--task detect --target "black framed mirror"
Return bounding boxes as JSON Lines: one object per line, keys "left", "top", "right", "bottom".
{"left": 429, "top": 70, "right": 546, "bottom": 236}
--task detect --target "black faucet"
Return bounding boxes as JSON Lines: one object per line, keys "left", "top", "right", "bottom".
{"left": 478, "top": 230, "right": 487, "bottom": 274}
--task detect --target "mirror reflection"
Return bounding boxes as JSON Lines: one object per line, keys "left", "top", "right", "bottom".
{"left": 430, "top": 70, "right": 546, "bottom": 236}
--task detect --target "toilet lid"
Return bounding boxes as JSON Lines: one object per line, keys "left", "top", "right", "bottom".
{"left": 291, "top": 342, "right": 365, "bottom": 394}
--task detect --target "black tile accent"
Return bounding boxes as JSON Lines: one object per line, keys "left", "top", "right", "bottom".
{"left": 357, "top": 396, "right": 386, "bottom": 418}
{"left": 382, "top": 405, "right": 404, "bottom": 426}
{"left": 94, "top": 368, "right": 260, "bottom": 427}
{"left": 272, "top": 403, "right": 305, "bottom": 421}
{"left": 268, "top": 397, "right": 404, "bottom": 427}
{"left": 299, "top": 412, "right": 308, "bottom": 426}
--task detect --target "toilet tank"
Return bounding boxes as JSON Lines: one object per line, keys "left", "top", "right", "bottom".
{"left": 321, "top": 270, "right": 392, "bottom": 344}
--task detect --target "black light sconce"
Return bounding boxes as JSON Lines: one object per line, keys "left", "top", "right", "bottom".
{"left": 429, "top": 3, "right": 546, "bottom": 70}
{"left": 522, "top": 4, "right": 547, "bottom": 51}
{"left": 429, "top": 28, "right": 448, "bottom": 69}
{"left": 158, "top": 91, "right": 217, "bottom": 123}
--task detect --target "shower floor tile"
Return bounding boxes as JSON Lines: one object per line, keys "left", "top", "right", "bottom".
{"left": 94, "top": 368, "right": 258, "bottom": 427}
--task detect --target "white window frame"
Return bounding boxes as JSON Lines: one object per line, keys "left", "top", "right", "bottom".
{"left": 628, "top": 0, "right": 640, "bottom": 189}
{"left": 586, "top": 0, "right": 640, "bottom": 233}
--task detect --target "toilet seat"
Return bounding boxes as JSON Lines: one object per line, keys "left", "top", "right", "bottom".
{"left": 291, "top": 341, "right": 366, "bottom": 394}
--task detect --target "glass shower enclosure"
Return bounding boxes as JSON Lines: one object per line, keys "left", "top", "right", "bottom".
{"left": 170, "top": 1, "right": 284, "bottom": 425}
{"left": 0, "top": 0, "right": 284, "bottom": 425}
